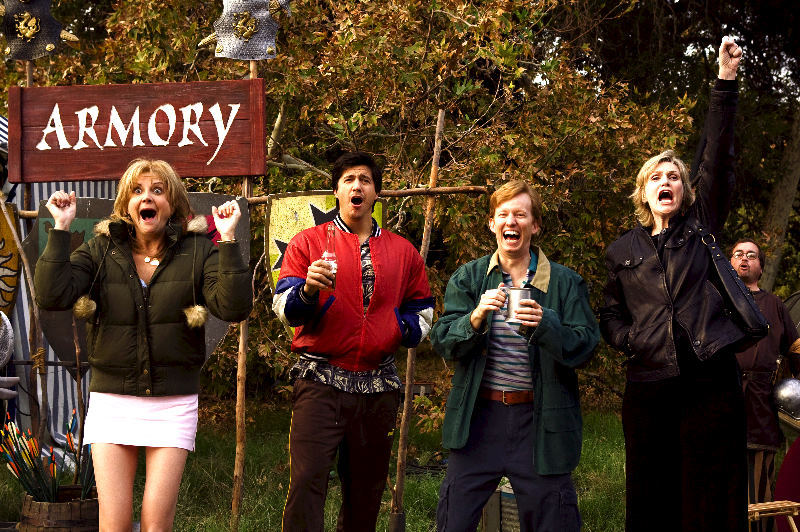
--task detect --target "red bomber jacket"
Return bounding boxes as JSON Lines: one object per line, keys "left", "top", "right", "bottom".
{"left": 276, "top": 222, "right": 433, "bottom": 371}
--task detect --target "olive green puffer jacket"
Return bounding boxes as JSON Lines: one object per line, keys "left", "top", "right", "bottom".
{"left": 34, "top": 219, "right": 252, "bottom": 396}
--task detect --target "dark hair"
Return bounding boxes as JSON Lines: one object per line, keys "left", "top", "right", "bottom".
{"left": 331, "top": 152, "right": 382, "bottom": 193}
{"left": 730, "top": 238, "right": 766, "bottom": 267}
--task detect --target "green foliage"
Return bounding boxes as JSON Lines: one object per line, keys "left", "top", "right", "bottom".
{"left": 1, "top": 0, "right": 701, "bottom": 399}
{"left": 548, "top": 0, "right": 800, "bottom": 297}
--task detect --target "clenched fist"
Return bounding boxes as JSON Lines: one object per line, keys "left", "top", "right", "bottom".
{"left": 45, "top": 190, "right": 77, "bottom": 231}
{"left": 719, "top": 36, "right": 742, "bottom": 80}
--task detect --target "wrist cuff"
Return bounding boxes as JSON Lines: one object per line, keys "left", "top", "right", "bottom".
{"left": 715, "top": 78, "right": 738, "bottom": 91}
{"left": 298, "top": 284, "right": 318, "bottom": 305}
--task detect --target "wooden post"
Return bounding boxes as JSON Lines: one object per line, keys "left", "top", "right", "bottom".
{"left": 23, "top": 61, "right": 34, "bottom": 227}
{"left": 71, "top": 317, "right": 86, "bottom": 485}
{"left": 420, "top": 111, "right": 446, "bottom": 257}
{"left": 0, "top": 200, "right": 47, "bottom": 446}
{"left": 17, "top": 59, "right": 46, "bottom": 443}
{"left": 229, "top": 316, "right": 248, "bottom": 532}
{"left": 230, "top": 59, "right": 259, "bottom": 532}
{"left": 230, "top": 174, "right": 252, "bottom": 530}
{"left": 390, "top": 109, "right": 446, "bottom": 531}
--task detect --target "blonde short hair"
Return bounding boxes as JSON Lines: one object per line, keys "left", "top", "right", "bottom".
{"left": 630, "top": 150, "right": 694, "bottom": 227}
{"left": 111, "top": 159, "right": 192, "bottom": 230}
{"left": 489, "top": 180, "right": 543, "bottom": 228}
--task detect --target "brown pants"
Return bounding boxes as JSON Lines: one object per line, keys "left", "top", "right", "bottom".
{"left": 281, "top": 378, "right": 400, "bottom": 532}
{"left": 748, "top": 449, "right": 776, "bottom": 532}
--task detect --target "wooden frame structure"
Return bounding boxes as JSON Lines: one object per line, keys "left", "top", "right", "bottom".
{"left": 8, "top": 88, "right": 488, "bottom": 530}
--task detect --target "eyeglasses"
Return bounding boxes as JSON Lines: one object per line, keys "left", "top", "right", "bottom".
{"left": 732, "top": 251, "right": 758, "bottom": 260}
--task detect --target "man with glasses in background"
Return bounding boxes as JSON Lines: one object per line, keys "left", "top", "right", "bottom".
{"left": 730, "top": 239, "right": 800, "bottom": 531}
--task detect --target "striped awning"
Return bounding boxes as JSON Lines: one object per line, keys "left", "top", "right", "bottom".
{"left": 0, "top": 114, "right": 8, "bottom": 155}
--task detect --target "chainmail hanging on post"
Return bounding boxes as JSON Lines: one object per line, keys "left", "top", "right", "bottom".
{"left": 0, "top": 311, "right": 12, "bottom": 369}
{"left": 212, "top": 0, "right": 291, "bottom": 60}
{"left": 0, "top": 312, "right": 15, "bottom": 400}
{"left": 1, "top": 0, "right": 64, "bottom": 60}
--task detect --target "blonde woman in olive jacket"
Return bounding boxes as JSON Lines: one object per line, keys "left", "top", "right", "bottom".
{"left": 34, "top": 159, "right": 252, "bottom": 532}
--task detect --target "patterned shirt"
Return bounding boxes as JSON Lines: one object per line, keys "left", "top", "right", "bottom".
{"left": 360, "top": 239, "right": 375, "bottom": 311}
{"left": 481, "top": 253, "right": 537, "bottom": 391}
{"left": 289, "top": 215, "right": 402, "bottom": 393}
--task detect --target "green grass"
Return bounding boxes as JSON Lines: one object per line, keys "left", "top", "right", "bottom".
{"left": 574, "top": 410, "right": 626, "bottom": 531}
{"left": 0, "top": 462, "right": 24, "bottom": 523}
{"left": 1, "top": 404, "right": 627, "bottom": 531}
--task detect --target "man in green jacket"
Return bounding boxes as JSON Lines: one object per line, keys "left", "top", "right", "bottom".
{"left": 431, "top": 180, "right": 599, "bottom": 532}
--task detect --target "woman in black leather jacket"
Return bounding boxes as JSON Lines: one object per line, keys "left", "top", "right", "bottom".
{"left": 600, "top": 37, "right": 747, "bottom": 532}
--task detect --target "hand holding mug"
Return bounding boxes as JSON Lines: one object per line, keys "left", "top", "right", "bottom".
{"left": 470, "top": 283, "right": 507, "bottom": 331}
{"left": 513, "top": 298, "right": 543, "bottom": 328}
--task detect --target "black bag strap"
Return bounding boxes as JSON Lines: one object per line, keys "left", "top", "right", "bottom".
{"left": 695, "top": 223, "right": 769, "bottom": 337}
{"left": 696, "top": 225, "right": 747, "bottom": 289}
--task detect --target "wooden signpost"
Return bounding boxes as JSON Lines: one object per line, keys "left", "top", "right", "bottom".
{"left": 7, "top": 78, "right": 266, "bottom": 182}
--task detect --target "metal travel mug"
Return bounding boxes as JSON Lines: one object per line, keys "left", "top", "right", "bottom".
{"left": 505, "top": 287, "right": 532, "bottom": 324}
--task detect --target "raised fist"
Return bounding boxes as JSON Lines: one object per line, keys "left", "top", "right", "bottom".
{"left": 719, "top": 36, "right": 742, "bottom": 80}
{"left": 211, "top": 200, "right": 241, "bottom": 242}
{"left": 45, "top": 190, "right": 77, "bottom": 231}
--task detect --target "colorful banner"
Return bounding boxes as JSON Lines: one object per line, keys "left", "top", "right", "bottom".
{"left": 0, "top": 204, "right": 21, "bottom": 317}
{"left": 266, "top": 191, "right": 385, "bottom": 291}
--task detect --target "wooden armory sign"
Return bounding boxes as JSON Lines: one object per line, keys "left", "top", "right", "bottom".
{"left": 7, "top": 78, "right": 265, "bottom": 183}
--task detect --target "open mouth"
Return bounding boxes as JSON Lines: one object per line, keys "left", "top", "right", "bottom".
{"left": 140, "top": 208, "right": 157, "bottom": 221}
{"left": 503, "top": 230, "right": 520, "bottom": 242}
{"left": 351, "top": 196, "right": 363, "bottom": 206}
{"left": 658, "top": 189, "right": 674, "bottom": 202}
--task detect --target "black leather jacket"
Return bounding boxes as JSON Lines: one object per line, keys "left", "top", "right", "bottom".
{"left": 600, "top": 81, "right": 743, "bottom": 382}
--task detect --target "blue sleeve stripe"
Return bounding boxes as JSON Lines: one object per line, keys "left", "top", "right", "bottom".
{"left": 399, "top": 306, "right": 433, "bottom": 348}
{"left": 276, "top": 276, "right": 305, "bottom": 294}
{"left": 284, "top": 283, "right": 317, "bottom": 326}
{"left": 399, "top": 297, "right": 435, "bottom": 313}
{"left": 402, "top": 315, "right": 423, "bottom": 347}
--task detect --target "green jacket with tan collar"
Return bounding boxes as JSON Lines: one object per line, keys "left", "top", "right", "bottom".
{"left": 430, "top": 247, "right": 599, "bottom": 475}
{"left": 34, "top": 218, "right": 252, "bottom": 397}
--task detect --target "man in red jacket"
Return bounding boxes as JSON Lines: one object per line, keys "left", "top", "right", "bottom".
{"left": 273, "top": 152, "right": 434, "bottom": 532}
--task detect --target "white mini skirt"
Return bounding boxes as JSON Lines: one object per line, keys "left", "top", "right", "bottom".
{"left": 83, "top": 392, "right": 199, "bottom": 451}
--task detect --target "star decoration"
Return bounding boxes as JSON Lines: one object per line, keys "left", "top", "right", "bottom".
{"left": 310, "top": 203, "right": 338, "bottom": 226}
{"left": 271, "top": 238, "right": 288, "bottom": 271}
